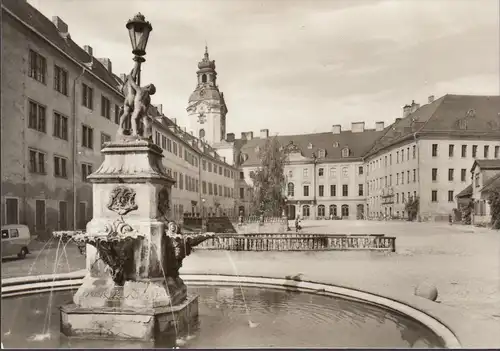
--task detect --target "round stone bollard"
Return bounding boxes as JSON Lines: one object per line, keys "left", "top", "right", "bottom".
{"left": 414, "top": 282, "right": 438, "bottom": 301}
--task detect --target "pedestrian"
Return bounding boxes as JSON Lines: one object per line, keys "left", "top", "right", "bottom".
{"left": 449, "top": 214, "right": 453, "bottom": 225}
{"left": 295, "top": 216, "right": 302, "bottom": 232}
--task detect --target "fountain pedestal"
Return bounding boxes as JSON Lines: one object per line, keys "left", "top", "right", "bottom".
{"left": 59, "top": 140, "right": 206, "bottom": 343}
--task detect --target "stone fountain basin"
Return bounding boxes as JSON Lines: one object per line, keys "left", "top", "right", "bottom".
{"left": 1, "top": 272, "right": 469, "bottom": 348}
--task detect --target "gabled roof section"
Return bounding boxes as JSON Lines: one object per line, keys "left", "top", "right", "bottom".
{"left": 471, "top": 159, "right": 500, "bottom": 173}
{"left": 480, "top": 172, "right": 500, "bottom": 193}
{"left": 366, "top": 94, "right": 500, "bottom": 158}
{"left": 456, "top": 184, "right": 473, "bottom": 198}
{"left": 2, "top": 0, "right": 123, "bottom": 95}
{"left": 235, "top": 127, "right": 390, "bottom": 167}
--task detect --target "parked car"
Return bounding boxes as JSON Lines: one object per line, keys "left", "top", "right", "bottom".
{"left": 1, "top": 224, "right": 33, "bottom": 259}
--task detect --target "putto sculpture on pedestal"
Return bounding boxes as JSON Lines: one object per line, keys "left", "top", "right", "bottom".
{"left": 52, "top": 13, "right": 214, "bottom": 345}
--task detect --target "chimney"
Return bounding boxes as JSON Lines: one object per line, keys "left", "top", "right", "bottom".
{"left": 410, "top": 100, "right": 420, "bottom": 113}
{"left": 183, "top": 127, "right": 187, "bottom": 133}
{"left": 375, "top": 121, "right": 385, "bottom": 131}
{"left": 403, "top": 104, "right": 411, "bottom": 118}
{"left": 395, "top": 118, "right": 402, "bottom": 123}
{"left": 154, "top": 104, "right": 163, "bottom": 114}
{"left": 83, "top": 45, "right": 93, "bottom": 56}
{"left": 246, "top": 132, "right": 254, "bottom": 140}
{"left": 260, "top": 129, "right": 269, "bottom": 138}
{"left": 351, "top": 122, "right": 365, "bottom": 133}
{"left": 226, "top": 133, "right": 235, "bottom": 142}
{"left": 52, "top": 16, "right": 68, "bottom": 34}
{"left": 119, "top": 73, "right": 126, "bottom": 83}
{"left": 97, "top": 58, "right": 112, "bottom": 73}
{"left": 171, "top": 118, "right": 177, "bottom": 125}
{"left": 332, "top": 125, "right": 341, "bottom": 134}
{"left": 428, "top": 95, "right": 435, "bottom": 104}
{"left": 241, "top": 132, "right": 246, "bottom": 140}
{"left": 223, "top": 156, "right": 226, "bottom": 162}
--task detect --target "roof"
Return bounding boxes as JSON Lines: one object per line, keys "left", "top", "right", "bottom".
{"left": 235, "top": 127, "right": 390, "bottom": 167}
{"left": 456, "top": 184, "right": 473, "bottom": 198}
{"left": 480, "top": 172, "right": 500, "bottom": 193}
{"left": 471, "top": 159, "right": 500, "bottom": 172}
{"left": 2, "top": 0, "right": 123, "bottom": 95}
{"left": 189, "top": 86, "right": 223, "bottom": 103}
{"left": 366, "top": 94, "right": 500, "bottom": 157}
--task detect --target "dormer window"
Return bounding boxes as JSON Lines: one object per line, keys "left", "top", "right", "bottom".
{"left": 466, "top": 109, "right": 476, "bottom": 118}
{"left": 341, "top": 147, "right": 350, "bottom": 158}
{"left": 333, "top": 142, "right": 339, "bottom": 148}
{"left": 458, "top": 119, "right": 467, "bottom": 130}
{"left": 318, "top": 149, "right": 326, "bottom": 158}
{"left": 307, "top": 143, "right": 313, "bottom": 149}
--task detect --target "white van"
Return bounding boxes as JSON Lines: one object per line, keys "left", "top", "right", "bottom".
{"left": 1, "top": 224, "right": 33, "bottom": 259}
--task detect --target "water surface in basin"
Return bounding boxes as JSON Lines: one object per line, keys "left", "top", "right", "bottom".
{"left": 1, "top": 285, "right": 444, "bottom": 348}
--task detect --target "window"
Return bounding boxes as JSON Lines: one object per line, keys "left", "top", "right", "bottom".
{"left": 81, "top": 163, "right": 93, "bottom": 182}
{"left": 53, "top": 112, "right": 68, "bottom": 140}
{"left": 341, "top": 147, "right": 349, "bottom": 158}
{"left": 342, "top": 184, "right": 348, "bottom": 197}
{"left": 342, "top": 167, "right": 348, "bottom": 178}
{"left": 461, "top": 145, "right": 467, "bottom": 158}
{"left": 303, "top": 168, "right": 309, "bottom": 177}
{"left": 319, "top": 185, "right": 324, "bottom": 197}
{"left": 287, "top": 183, "right": 294, "bottom": 197}
{"left": 407, "top": 170, "right": 410, "bottom": 183}
{"left": 330, "top": 185, "right": 336, "bottom": 196}
{"left": 202, "top": 181, "right": 207, "bottom": 194}
{"left": 341, "top": 205, "right": 349, "bottom": 217}
{"left": 431, "top": 190, "right": 438, "bottom": 202}
{"left": 179, "top": 172, "right": 184, "bottom": 190}
{"left": 167, "top": 139, "right": 172, "bottom": 152}
{"left": 218, "top": 185, "right": 222, "bottom": 195}
{"left": 449, "top": 144, "right": 454, "bottom": 157}
{"left": 208, "top": 162, "right": 212, "bottom": 172}
{"left": 396, "top": 193, "right": 399, "bottom": 203}
{"left": 413, "top": 169, "right": 416, "bottom": 182}
{"left": 401, "top": 150, "right": 404, "bottom": 162}
{"left": 461, "top": 168, "right": 467, "bottom": 182}
{"left": 54, "top": 65, "right": 68, "bottom": 95}
{"left": 35, "top": 200, "right": 46, "bottom": 231}
{"left": 82, "top": 125, "right": 93, "bottom": 149}
{"left": 179, "top": 145, "right": 183, "bottom": 159}
{"left": 173, "top": 142, "right": 178, "bottom": 156}
{"left": 407, "top": 147, "right": 410, "bottom": 160}
{"left": 475, "top": 173, "right": 480, "bottom": 188}
{"left": 199, "top": 129, "right": 205, "bottom": 139}
{"left": 1, "top": 230, "right": 8, "bottom": 239}
{"left": 432, "top": 168, "right": 437, "bottom": 182}
{"left": 101, "top": 133, "right": 111, "bottom": 149}
{"left": 396, "top": 151, "right": 399, "bottom": 163}
{"left": 357, "top": 166, "right": 364, "bottom": 175}
{"left": 472, "top": 145, "right": 477, "bottom": 158}
{"left": 288, "top": 170, "right": 293, "bottom": 178}
{"left": 318, "top": 149, "right": 326, "bottom": 158}
{"left": 101, "top": 95, "right": 111, "bottom": 119}
{"left": 318, "top": 168, "right": 324, "bottom": 177}
{"left": 54, "top": 156, "right": 67, "bottom": 178}
{"left": 302, "top": 205, "right": 310, "bottom": 217}
{"left": 214, "top": 183, "right": 218, "bottom": 195}
{"left": 28, "top": 100, "right": 46, "bottom": 133}
{"left": 29, "top": 149, "right": 46, "bottom": 174}
{"left": 58, "top": 201, "right": 68, "bottom": 230}
{"left": 484, "top": 145, "right": 489, "bottom": 158}
{"left": 389, "top": 174, "right": 392, "bottom": 185}
{"left": 239, "top": 187, "right": 244, "bottom": 199}
{"left": 448, "top": 190, "right": 454, "bottom": 202}
{"left": 401, "top": 192, "right": 405, "bottom": 203}
{"left": 396, "top": 173, "right": 399, "bottom": 185}
{"left": 358, "top": 184, "right": 363, "bottom": 196}
{"left": 82, "top": 83, "right": 93, "bottom": 109}
{"left": 78, "top": 202, "right": 87, "bottom": 230}
{"left": 303, "top": 185, "right": 309, "bottom": 197}
{"left": 495, "top": 146, "right": 499, "bottom": 159}
{"left": 318, "top": 205, "right": 325, "bottom": 217}
{"left": 173, "top": 172, "right": 178, "bottom": 188}
{"left": 5, "top": 198, "right": 19, "bottom": 225}
{"left": 219, "top": 167, "right": 223, "bottom": 175}
{"left": 329, "top": 168, "right": 336, "bottom": 178}
{"left": 412, "top": 145, "right": 416, "bottom": 159}
{"left": 161, "top": 135, "right": 167, "bottom": 149}
{"left": 401, "top": 172, "right": 404, "bottom": 184}
{"left": 114, "top": 104, "right": 120, "bottom": 124}
{"left": 155, "top": 131, "right": 161, "bottom": 146}
{"left": 448, "top": 168, "right": 454, "bottom": 181}
{"left": 432, "top": 144, "right": 438, "bottom": 157}
{"left": 29, "top": 49, "right": 46, "bottom": 84}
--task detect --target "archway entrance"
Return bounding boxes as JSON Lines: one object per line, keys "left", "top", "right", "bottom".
{"left": 287, "top": 204, "right": 296, "bottom": 220}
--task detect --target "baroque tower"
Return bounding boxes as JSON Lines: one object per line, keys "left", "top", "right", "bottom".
{"left": 186, "top": 46, "right": 228, "bottom": 146}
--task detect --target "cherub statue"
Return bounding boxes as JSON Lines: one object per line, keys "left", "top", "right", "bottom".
{"left": 117, "top": 61, "right": 156, "bottom": 139}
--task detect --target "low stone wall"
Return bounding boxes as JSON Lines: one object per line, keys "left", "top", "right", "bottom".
{"left": 196, "top": 233, "right": 395, "bottom": 252}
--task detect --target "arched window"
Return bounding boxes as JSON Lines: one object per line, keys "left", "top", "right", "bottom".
{"left": 341, "top": 147, "right": 350, "bottom": 158}
{"left": 341, "top": 204, "right": 349, "bottom": 217}
{"left": 287, "top": 182, "right": 295, "bottom": 197}
{"left": 302, "top": 205, "right": 310, "bottom": 218}
{"left": 329, "top": 204, "right": 337, "bottom": 217}
{"left": 202, "top": 74, "right": 207, "bottom": 83}
{"left": 318, "top": 205, "right": 325, "bottom": 217}
{"left": 199, "top": 129, "right": 205, "bottom": 139}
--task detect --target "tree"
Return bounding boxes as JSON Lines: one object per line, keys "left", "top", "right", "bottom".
{"left": 404, "top": 196, "right": 419, "bottom": 221}
{"left": 488, "top": 187, "right": 500, "bottom": 229}
{"left": 460, "top": 199, "right": 474, "bottom": 225}
{"left": 249, "top": 136, "right": 288, "bottom": 217}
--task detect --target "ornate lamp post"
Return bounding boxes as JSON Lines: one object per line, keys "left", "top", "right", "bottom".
{"left": 126, "top": 13, "right": 153, "bottom": 86}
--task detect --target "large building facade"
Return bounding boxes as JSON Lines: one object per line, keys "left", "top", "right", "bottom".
{"left": 1, "top": 0, "right": 239, "bottom": 237}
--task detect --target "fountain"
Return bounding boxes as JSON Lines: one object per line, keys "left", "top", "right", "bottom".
{"left": 52, "top": 13, "right": 213, "bottom": 343}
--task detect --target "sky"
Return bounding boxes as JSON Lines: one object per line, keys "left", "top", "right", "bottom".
{"left": 28, "top": 0, "right": 500, "bottom": 137}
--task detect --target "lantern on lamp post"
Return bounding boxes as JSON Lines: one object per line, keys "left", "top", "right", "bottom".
{"left": 126, "top": 13, "right": 153, "bottom": 86}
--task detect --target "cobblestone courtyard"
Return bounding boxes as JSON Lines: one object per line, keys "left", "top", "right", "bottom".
{"left": 2, "top": 220, "right": 499, "bottom": 319}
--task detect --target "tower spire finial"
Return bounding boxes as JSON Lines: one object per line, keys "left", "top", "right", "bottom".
{"left": 204, "top": 41, "right": 209, "bottom": 59}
